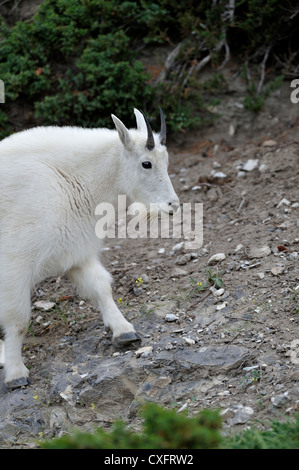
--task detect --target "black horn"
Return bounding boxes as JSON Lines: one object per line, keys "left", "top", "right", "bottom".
{"left": 159, "top": 107, "right": 166, "bottom": 145}
{"left": 141, "top": 111, "right": 155, "bottom": 151}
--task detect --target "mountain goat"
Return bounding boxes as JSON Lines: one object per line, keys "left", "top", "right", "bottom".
{"left": 0, "top": 108, "right": 180, "bottom": 389}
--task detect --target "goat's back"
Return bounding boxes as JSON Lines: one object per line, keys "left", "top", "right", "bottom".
{"left": 0, "top": 126, "right": 106, "bottom": 283}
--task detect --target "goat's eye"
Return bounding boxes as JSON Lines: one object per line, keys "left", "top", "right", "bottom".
{"left": 142, "top": 161, "right": 152, "bottom": 169}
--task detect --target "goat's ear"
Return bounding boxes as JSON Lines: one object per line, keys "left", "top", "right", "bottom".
{"left": 134, "top": 108, "right": 147, "bottom": 133}
{"left": 111, "top": 114, "right": 133, "bottom": 150}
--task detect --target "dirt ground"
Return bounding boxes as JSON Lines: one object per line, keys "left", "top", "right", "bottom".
{"left": 0, "top": 42, "right": 299, "bottom": 445}
{"left": 1, "top": 70, "right": 294, "bottom": 440}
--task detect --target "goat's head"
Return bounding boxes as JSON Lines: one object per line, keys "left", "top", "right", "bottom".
{"left": 111, "top": 108, "right": 180, "bottom": 218}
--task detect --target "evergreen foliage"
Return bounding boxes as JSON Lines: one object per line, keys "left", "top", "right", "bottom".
{"left": 0, "top": 0, "right": 298, "bottom": 138}
{"left": 41, "top": 403, "right": 299, "bottom": 449}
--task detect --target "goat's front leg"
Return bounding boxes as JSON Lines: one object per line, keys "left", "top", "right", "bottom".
{"left": 68, "top": 259, "right": 140, "bottom": 345}
{"left": 0, "top": 275, "right": 31, "bottom": 389}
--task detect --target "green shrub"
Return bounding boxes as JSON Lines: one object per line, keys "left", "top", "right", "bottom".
{"left": 0, "top": 0, "right": 296, "bottom": 138}
{"left": 225, "top": 415, "right": 299, "bottom": 449}
{"left": 41, "top": 403, "right": 223, "bottom": 449}
{"left": 41, "top": 404, "right": 299, "bottom": 449}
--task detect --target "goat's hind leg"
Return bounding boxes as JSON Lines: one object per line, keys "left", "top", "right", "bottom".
{"left": 68, "top": 259, "right": 141, "bottom": 346}
{"left": 0, "top": 278, "right": 31, "bottom": 389}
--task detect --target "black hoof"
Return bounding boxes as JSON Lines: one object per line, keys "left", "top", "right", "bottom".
{"left": 6, "top": 377, "right": 31, "bottom": 390}
{"left": 114, "top": 331, "right": 141, "bottom": 347}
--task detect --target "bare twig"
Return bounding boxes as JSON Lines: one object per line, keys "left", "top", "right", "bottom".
{"left": 195, "top": 53, "right": 211, "bottom": 73}
{"left": 186, "top": 290, "right": 211, "bottom": 312}
{"left": 257, "top": 46, "right": 271, "bottom": 95}
{"left": 218, "top": 40, "right": 230, "bottom": 70}
{"left": 237, "top": 197, "right": 246, "bottom": 213}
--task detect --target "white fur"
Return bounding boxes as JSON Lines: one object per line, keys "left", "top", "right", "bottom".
{"left": 0, "top": 109, "right": 179, "bottom": 385}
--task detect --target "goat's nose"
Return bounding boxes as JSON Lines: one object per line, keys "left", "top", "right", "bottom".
{"left": 168, "top": 201, "right": 180, "bottom": 215}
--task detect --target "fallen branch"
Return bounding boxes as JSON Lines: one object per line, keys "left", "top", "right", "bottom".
{"left": 155, "top": 42, "right": 184, "bottom": 84}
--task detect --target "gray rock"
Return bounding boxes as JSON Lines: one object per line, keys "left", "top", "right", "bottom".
{"left": 207, "top": 253, "right": 226, "bottom": 265}
{"left": 133, "top": 286, "right": 144, "bottom": 296}
{"left": 175, "top": 253, "right": 192, "bottom": 265}
{"left": 33, "top": 300, "right": 55, "bottom": 311}
{"left": 271, "top": 392, "right": 289, "bottom": 407}
{"left": 227, "top": 405, "right": 254, "bottom": 425}
{"left": 135, "top": 346, "right": 153, "bottom": 357}
{"left": 156, "top": 345, "right": 252, "bottom": 372}
{"left": 0, "top": 387, "right": 46, "bottom": 442}
{"left": 241, "top": 159, "right": 259, "bottom": 172}
{"left": 181, "top": 337, "right": 196, "bottom": 346}
{"left": 213, "top": 171, "right": 227, "bottom": 178}
{"left": 248, "top": 245, "right": 271, "bottom": 259}
{"left": 165, "top": 313, "right": 179, "bottom": 322}
{"left": 140, "top": 273, "right": 149, "bottom": 284}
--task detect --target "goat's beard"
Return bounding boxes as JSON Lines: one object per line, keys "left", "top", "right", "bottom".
{"left": 126, "top": 201, "right": 177, "bottom": 240}
{"left": 127, "top": 201, "right": 157, "bottom": 224}
{"left": 127, "top": 201, "right": 171, "bottom": 223}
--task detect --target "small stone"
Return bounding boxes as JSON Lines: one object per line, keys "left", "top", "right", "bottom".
{"left": 181, "top": 337, "right": 195, "bottom": 346}
{"left": 248, "top": 245, "right": 271, "bottom": 259}
{"left": 158, "top": 248, "right": 165, "bottom": 254}
{"left": 220, "top": 408, "right": 235, "bottom": 420}
{"left": 271, "top": 392, "right": 289, "bottom": 407}
{"left": 170, "top": 267, "right": 188, "bottom": 278}
{"left": 178, "top": 403, "right": 188, "bottom": 413}
{"left": 228, "top": 124, "right": 235, "bottom": 136}
{"left": 228, "top": 405, "right": 254, "bottom": 425}
{"left": 176, "top": 253, "right": 192, "bottom": 265}
{"left": 256, "top": 272, "right": 265, "bottom": 279}
{"left": 262, "top": 139, "right": 277, "bottom": 147}
{"left": 218, "top": 390, "right": 230, "bottom": 397}
{"left": 243, "top": 365, "right": 259, "bottom": 372}
{"left": 216, "top": 301, "right": 228, "bottom": 310}
{"left": 277, "top": 198, "right": 291, "bottom": 208}
{"left": 258, "top": 163, "right": 267, "bottom": 173}
{"left": 135, "top": 346, "right": 153, "bottom": 358}
{"left": 207, "top": 253, "right": 226, "bottom": 265}
{"left": 213, "top": 171, "right": 227, "bottom": 179}
{"left": 235, "top": 244, "right": 244, "bottom": 252}
{"left": 59, "top": 385, "right": 75, "bottom": 405}
{"left": 165, "top": 314, "right": 179, "bottom": 322}
{"left": 140, "top": 273, "right": 149, "bottom": 283}
{"left": 242, "top": 159, "right": 259, "bottom": 172}
{"left": 212, "top": 288, "right": 225, "bottom": 297}
{"left": 271, "top": 266, "right": 284, "bottom": 276}
{"left": 207, "top": 187, "right": 219, "bottom": 202}
{"left": 133, "top": 287, "right": 144, "bottom": 296}
{"left": 33, "top": 301, "right": 55, "bottom": 311}
{"left": 173, "top": 241, "right": 184, "bottom": 252}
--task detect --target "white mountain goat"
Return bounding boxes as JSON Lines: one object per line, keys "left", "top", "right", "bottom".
{"left": 0, "top": 108, "right": 180, "bottom": 389}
